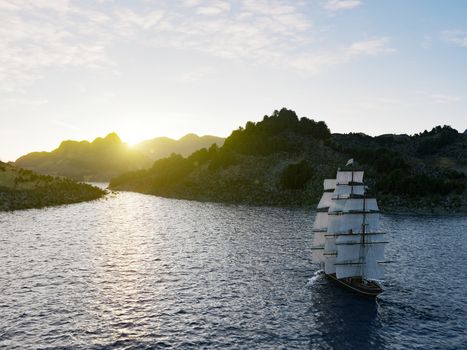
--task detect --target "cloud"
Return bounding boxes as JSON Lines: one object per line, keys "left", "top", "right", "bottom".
{"left": 347, "top": 37, "right": 394, "bottom": 56}
{"left": 115, "top": 9, "right": 164, "bottom": 30}
{"left": 0, "top": 97, "right": 49, "bottom": 106}
{"left": 430, "top": 94, "right": 460, "bottom": 104}
{"left": 0, "top": 0, "right": 392, "bottom": 90}
{"left": 184, "top": 0, "right": 203, "bottom": 7}
{"left": 441, "top": 30, "right": 467, "bottom": 47}
{"left": 0, "top": 0, "right": 114, "bottom": 91}
{"left": 289, "top": 38, "right": 394, "bottom": 74}
{"left": 324, "top": 0, "right": 362, "bottom": 11}
{"left": 196, "top": 0, "right": 231, "bottom": 15}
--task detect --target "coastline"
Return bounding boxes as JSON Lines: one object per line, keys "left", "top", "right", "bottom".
{"left": 0, "top": 184, "right": 106, "bottom": 212}
{"left": 108, "top": 187, "right": 467, "bottom": 215}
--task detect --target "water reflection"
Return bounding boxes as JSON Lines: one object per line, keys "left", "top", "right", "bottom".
{"left": 0, "top": 192, "right": 466, "bottom": 349}
{"left": 308, "top": 275, "right": 384, "bottom": 350}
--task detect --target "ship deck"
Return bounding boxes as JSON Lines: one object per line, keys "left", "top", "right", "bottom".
{"left": 326, "top": 273, "right": 383, "bottom": 297}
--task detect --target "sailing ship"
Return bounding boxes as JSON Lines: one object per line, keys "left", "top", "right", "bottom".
{"left": 311, "top": 159, "right": 387, "bottom": 297}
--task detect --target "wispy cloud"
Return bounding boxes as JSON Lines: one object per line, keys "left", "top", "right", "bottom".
{"left": 416, "top": 90, "right": 462, "bottom": 104}
{"left": 0, "top": 0, "right": 114, "bottom": 91}
{"left": 0, "top": 0, "right": 391, "bottom": 90}
{"left": 441, "top": 30, "right": 467, "bottom": 47}
{"left": 430, "top": 93, "right": 460, "bottom": 104}
{"left": 196, "top": 0, "right": 231, "bottom": 15}
{"left": 324, "top": 0, "right": 362, "bottom": 11}
{"left": 0, "top": 97, "right": 49, "bottom": 106}
{"left": 347, "top": 37, "right": 394, "bottom": 55}
{"left": 115, "top": 9, "right": 164, "bottom": 30}
{"left": 289, "top": 38, "right": 394, "bottom": 74}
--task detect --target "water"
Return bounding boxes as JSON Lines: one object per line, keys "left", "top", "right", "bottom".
{"left": 0, "top": 191, "right": 466, "bottom": 349}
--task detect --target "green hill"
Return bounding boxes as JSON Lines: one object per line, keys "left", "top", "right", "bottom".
{"left": 135, "top": 134, "right": 224, "bottom": 160}
{"left": 109, "top": 108, "right": 467, "bottom": 213}
{"left": 0, "top": 162, "right": 105, "bottom": 211}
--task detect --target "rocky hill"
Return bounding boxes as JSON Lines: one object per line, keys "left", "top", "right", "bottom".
{"left": 109, "top": 108, "right": 466, "bottom": 213}
{"left": 0, "top": 161, "right": 105, "bottom": 211}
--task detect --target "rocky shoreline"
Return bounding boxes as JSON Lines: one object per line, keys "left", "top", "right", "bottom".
{"left": 0, "top": 184, "right": 106, "bottom": 211}
{"left": 0, "top": 162, "right": 106, "bottom": 211}
{"left": 110, "top": 186, "right": 467, "bottom": 215}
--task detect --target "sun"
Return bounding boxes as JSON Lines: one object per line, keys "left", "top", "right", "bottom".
{"left": 119, "top": 130, "right": 146, "bottom": 148}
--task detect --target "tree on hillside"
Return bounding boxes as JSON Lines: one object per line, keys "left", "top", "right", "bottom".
{"left": 222, "top": 108, "right": 331, "bottom": 155}
{"left": 280, "top": 160, "right": 314, "bottom": 190}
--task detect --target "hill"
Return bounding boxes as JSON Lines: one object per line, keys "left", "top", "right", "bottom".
{"left": 109, "top": 108, "right": 467, "bottom": 213}
{"left": 0, "top": 161, "right": 105, "bottom": 211}
{"left": 135, "top": 134, "right": 224, "bottom": 160}
{"left": 15, "top": 133, "right": 151, "bottom": 182}
{"left": 15, "top": 133, "right": 224, "bottom": 182}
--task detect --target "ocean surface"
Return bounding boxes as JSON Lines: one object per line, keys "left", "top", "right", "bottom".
{"left": 0, "top": 190, "right": 466, "bottom": 349}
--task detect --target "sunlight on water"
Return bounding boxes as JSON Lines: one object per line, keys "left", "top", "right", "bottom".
{"left": 1, "top": 192, "right": 466, "bottom": 349}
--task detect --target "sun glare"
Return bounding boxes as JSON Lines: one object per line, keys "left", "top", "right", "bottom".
{"left": 119, "top": 130, "right": 147, "bottom": 147}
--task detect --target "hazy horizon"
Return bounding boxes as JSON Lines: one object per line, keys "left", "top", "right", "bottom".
{"left": 5, "top": 118, "right": 466, "bottom": 163}
{"left": 1, "top": 0, "right": 466, "bottom": 161}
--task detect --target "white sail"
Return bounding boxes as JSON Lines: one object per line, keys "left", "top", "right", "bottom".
{"left": 328, "top": 200, "right": 346, "bottom": 213}
{"left": 366, "top": 198, "right": 379, "bottom": 211}
{"left": 312, "top": 249, "right": 325, "bottom": 263}
{"left": 327, "top": 214, "right": 345, "bottom": 233}
{"left": 324, "top": 179, "right": 337, "bottom": 191}
{"left": 335, "top": 242, "right": 361, "bottom": 263}
{"left": 312, "top": 231, "right": 326, "bottom": 247}
{"left": 324, "top": 256, "right": 336, "bottom": 274}
{"left": 334, "top": 184, "right": 365, "bottom": 197}
{"left": 339, "top": 213, "right": 380, "bottom": 233}
{"left": 317, "top": 192, "right": 333, "bottom": 210}
{"left": 336, "top": 233, "right": 386, "bottom": 242}
{"left": 336, "top": 171, "right": 364, "bottom": 184}
{"left": 363, "top": 260, "right": 385, "bottom": 280}
{"left": 365, "top": 243, "right": 385, "bottom": 261}
{"left": 324, "top": 236, "right": 336, "bottom": 252}
{"left": 343, "top": 198, "right": 379, "bottom": 213}
{"left": 313, "top": 212, "right": 329, "bottom": 231}
{"left": 335, "top": 235, "right": 385, "bottom": 258}
{"left": 335, "top": 241, "right": 386, "bottom": 279}
{"left": 336, "top": 264, "right": 361, "bottom": 279}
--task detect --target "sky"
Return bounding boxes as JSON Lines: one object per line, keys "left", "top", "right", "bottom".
{"left": 1, "top": 0, "right": 466, "bottom": 161}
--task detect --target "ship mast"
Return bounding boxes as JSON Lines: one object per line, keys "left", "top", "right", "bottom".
{"left": 361, "top": 195, "right": 366, "bottom": 281}
{"left": 362, "top": 196, "right": 366, "bottom": 246}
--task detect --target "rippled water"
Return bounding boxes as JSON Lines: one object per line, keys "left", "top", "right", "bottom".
{"left": 0, "top": 191, "right": 466, "bottom": 349}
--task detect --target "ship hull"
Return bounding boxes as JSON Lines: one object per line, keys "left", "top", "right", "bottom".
{"left": 326, "top": 273, "right": 383, "bottom": 297}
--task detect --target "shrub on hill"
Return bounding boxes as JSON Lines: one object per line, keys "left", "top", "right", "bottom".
{"left": 280, "top": 160, "right": 314, "bottom": 190}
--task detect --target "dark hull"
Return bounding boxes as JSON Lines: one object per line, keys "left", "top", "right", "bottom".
{"left": 326, "top": 273, "right": 383, "bottom": 297}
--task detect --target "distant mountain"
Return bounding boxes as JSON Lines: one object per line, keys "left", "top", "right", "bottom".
{"left": 0, "top": 161, "right": 105, "bottom": 211}
{"left": 15, "top": 133, "right": 151, "bottom": 181}
{"left": 135, "top": 134, "right": 224, "bottom": 160}
{"left": 109, "top": 108, "right": 466, "bottom": 213}
{"left": 15, "top": 133, "right": 225, "bottom": 181}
